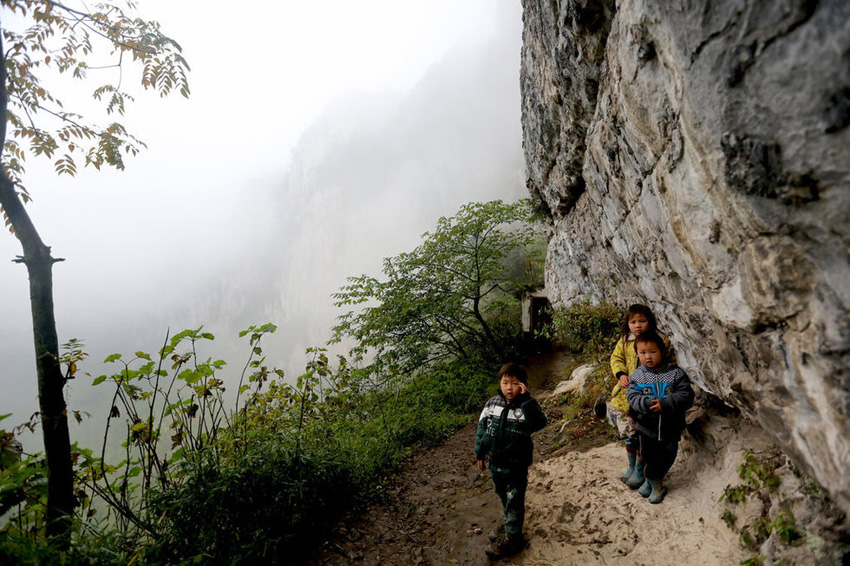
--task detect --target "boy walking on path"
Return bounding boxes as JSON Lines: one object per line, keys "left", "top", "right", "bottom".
{"left": 474, "top": 363, "right": 547, "bottom": 559}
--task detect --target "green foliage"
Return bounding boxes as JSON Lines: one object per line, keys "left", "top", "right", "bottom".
{"left": 1, "top": 198, "right": 541, "bottom": 562}
{"left": 548, "top": 300, "right": 623, "bottom": 361}
{"left": 1, "top": 324, "right": 502, "bottom": 564}
{"left": 720, "top": 448, "right": 782, "bottom": 505}
{"left": 1, "top": 0, "right": 190, "bottom": 199}
{"left": 139, "top": 356, "right": 494, "bottom": 564}
{"left": 770, "top": 508, "right": 803, "bottom": 545}
{"left": 0, "top": 453, "right": 46, "bottom": 530}
{"left": 147, "top": 444, "right": 357, "bottom": 565}
{"left": 501, "top": 232, "right": 547, "bottom": 293}
{"left": 527, "top": 190, "right": 552, "bottom": 222}
{"left": 331, "top": 199, "right": 540, "bottom": 377}
{"left": 382, "top": 363, "right": 492, "bottom": 445}
{"left": 2, "top": 325, "right": 281, "bottom": 561}
{"left": 477, "top": 295, "right": 528, "bottom": 365}
{"left": 738, "top": 450, "right": 782, "bottom": 493}
{"left": 721, "top": 509, "right": 738, "bottom": 529}
{"left": 0, "top": 412, "right": 47, "bottom": 541}
{"left": 0, "top": 525, "right": 139, "bottom": 566}
{"left": 747, "top": 516, "right": 773, "bottom": 548}
{"left": 0, "top": 0, "right": 191, "bottom": 549}
{"left": 720, "top": 448, "right": 805, "bottom": 564}
{"left": 722, "top": 484, "right": 752, "bottom": 505}
{"left": 741, "top": 556, "right": 766, "bottom": 566}
{"left": 796, "top": 472, "right": 828, "bottom": 499}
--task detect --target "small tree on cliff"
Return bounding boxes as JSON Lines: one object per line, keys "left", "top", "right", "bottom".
{"left": 331, "top": 199, "right": 539, "bottom": 378}
{"left": 0, "top": 0, "right": 189, "bottom": 544}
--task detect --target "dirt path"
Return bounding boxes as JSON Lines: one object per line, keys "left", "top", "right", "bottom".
{"left": 311, "top": 352, "right": 747, "bottom": 566}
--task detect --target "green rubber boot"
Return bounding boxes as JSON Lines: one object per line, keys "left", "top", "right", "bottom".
{"left": 638, "top": 478, "right": 652, "bottom": 497}
{"left": 619, "top": 451, "right": 637, "bottom": 484}
{"left": 625, "top": 459, "right": 645, "bottom": 489}
{"left": 648, "top": 478, "right": 667, "bottom": 504}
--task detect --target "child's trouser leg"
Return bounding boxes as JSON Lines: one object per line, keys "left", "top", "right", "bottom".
{"left": 638, "top": 433, "right": 679, "bottom": 480}
{"left": 637, "top": 433, "right": 679, "bottom": 503}
{"left": 490, "top": 466, "right": 528, "bottom": 543}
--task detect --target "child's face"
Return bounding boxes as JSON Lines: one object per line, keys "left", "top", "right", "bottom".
{"left": 637, "top": 340, "right": 664, "bottom": 369}
{"left": 628, "top": 313, "right": 649, "bottom": 336}
{"left": 500, "top": 374, "right": 525, "bottom": 402}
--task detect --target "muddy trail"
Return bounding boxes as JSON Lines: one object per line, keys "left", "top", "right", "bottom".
{"left": 311, "top": 352, "right": 747, "bottom": 566}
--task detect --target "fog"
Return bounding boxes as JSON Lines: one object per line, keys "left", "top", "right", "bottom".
{"left": 0, "top": 0, "right": 526, "bottom": 451}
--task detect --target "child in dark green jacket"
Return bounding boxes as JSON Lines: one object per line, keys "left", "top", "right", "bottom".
{"left": 474, "top": 363, "right": 547, "bottom": 559}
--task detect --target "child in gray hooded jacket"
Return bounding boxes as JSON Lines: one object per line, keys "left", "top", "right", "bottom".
{"left": 626, "top": 331, "right": 694, "bottom": 503}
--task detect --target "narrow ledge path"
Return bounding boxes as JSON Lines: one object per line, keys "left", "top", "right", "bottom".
{"left": 311, "top": 351, "right": 746, "bottom": 566}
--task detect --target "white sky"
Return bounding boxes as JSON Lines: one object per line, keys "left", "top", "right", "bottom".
{"left": 1, "top": 0, "right": 502, "bottom": 276}
{"left": 132, "top": 0, "right": 496, "bottom": 174}
{"left": 0, "top": 1, "right": 521, "bottom": 441}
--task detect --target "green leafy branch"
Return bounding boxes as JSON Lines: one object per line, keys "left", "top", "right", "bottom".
{"left": 1, "top": 0, "right": 190, "bottom": 201}
{"left": 719, "top": 448, "right": 804, "bottom": 564}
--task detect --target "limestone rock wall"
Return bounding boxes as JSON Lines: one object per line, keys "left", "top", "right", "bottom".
{"left": 520, "top": 0, "right": 850, "bottom": 512}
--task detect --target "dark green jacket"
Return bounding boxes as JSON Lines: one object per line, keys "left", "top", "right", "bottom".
{"left": 474, "top": 392, "right": 547, "bottom": 469}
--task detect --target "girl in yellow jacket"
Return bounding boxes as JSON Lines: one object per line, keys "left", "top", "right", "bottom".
{"left": 608, "top": 304, "right": 672, "bottom": 489}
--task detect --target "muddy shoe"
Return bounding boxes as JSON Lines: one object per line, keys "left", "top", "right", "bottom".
{"left": 485, "top": 535, "right": 523, "bottom": 560}
{"left": 488, "top": 524, "right": 506, "bottom": 542}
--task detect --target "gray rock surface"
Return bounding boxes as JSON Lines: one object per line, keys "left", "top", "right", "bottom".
{"left": 520, "top": 0, "right": 850, "bottom": 513}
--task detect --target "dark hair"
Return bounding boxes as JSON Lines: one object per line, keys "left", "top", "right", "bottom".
{"left": 498, "top": 363, "right": 528, "bottom": 384}
{"left": 620, "top": 304, "right": 658, "bottom": 340}
{"left": 635, "top": 331, "right": 668, "bottom": 361}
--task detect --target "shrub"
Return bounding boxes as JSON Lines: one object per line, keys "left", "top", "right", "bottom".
{"left": 549, "top": 300, "right": 623, "bottom": 361}
{"left": 2, "top": 323, "right": 507, "bottom": 564}
{"left": 142, "top": 358, "right": 496, "bottom": 565}
{"left": 147, "top": 442, "right": 357, "bottom": 565}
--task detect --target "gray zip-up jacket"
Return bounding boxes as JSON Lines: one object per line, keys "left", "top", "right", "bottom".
{"left": 626, "top": 363, "right": 694, "bottom": 441}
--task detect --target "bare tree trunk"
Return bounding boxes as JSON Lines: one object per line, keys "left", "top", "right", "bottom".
{"left": 0, "top": 38, "right": 74, "bottom": 546}
{"left": 472, "top": 294, "right": 500, "bottom": 360}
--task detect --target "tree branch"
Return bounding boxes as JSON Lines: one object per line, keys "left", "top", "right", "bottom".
{"left": 42, "top": 0, "right": 157, "bottom": 54}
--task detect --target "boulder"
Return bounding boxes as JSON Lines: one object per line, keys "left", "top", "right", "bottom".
{"left": 552, "top": 363, "right": 597, "bottom": 396}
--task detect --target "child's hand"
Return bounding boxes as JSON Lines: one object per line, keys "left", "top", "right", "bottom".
{"left": 518, "top": 382, "right": 528, "bottom": 395}
{"left": 650, "top": 399, "right": 663, "bottom": 413}
{"left": 476, "top": 459, "right": 485, "bottom": 471}
{"left": 619, "top": 375, "right": 629, "bottom": 389}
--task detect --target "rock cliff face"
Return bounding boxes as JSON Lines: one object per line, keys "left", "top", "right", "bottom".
{"left": 520, "top": 0, "right": 850, "bottom": 513}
